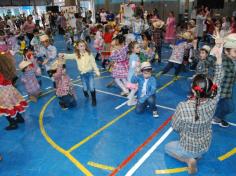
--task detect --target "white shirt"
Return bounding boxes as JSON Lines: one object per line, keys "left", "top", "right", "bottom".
{"left": 141, "top": 78, "right": 149, "bottom": 97}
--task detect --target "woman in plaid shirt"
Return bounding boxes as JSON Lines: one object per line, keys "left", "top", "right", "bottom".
{"left": 165, "top": 39, "right": 224, "bottom": 174}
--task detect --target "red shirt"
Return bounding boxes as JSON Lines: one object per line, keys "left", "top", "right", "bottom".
{"left": 103, "top": 32, "right": 114, "bottom": 43}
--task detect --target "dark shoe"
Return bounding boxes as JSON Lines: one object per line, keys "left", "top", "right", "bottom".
{"left": 90, "top": 90, "right": 97, "bottom": 106}
{"left": 5, "top": 116, "right": 18, "bottom": 131}
{"left": 220, "top": 120, "right": 229, "bottom": 128}
{"left": 83, "top": 90, "right": 89, "bottom": 98}
{"left": 16, "top": 113, "right": 25, "bottom": 123}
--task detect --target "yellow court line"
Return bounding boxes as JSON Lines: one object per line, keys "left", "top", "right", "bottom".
{"left": 67, "top": 106, "right": 136, "bottom": 153}
{"left": 87, "top": 161, "right": 115, "bottom": 171}
{"left": 156, "top": 78, "right": 179, "bottom": 93}
{"left": 155, "top": 167, "right": 188, "bottom": 174}
{"left": 39, "top": 96, "right": 93, "bottom": 176}
{"left": 68, "top": 78, "right": 178, "bottom": 153}
{"left": 218, "top": 148, "right": 236, "bottom": 161}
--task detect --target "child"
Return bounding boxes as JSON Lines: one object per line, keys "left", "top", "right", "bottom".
{"left": 40, "top": 35, "right": 57, "bottom": 74}
{"left": 64, "top": 27, "right": 73, "bottom": 51}
{"left": 101, "top": 24, "right": 114, "bottom": 68}
{"left": 6, "top": 32, "right": 19, "bottom": 55}
{"left": 151, "top": 20, "right": 164, "bottom": 63}
{"left": 0, "top": 30, "right": 8, "bottom": 52}
{"left": 0, "top": 73, "right": 27, "bottom": 130}
{"left": 195, "top": 45, "right": 215, "bottom": 77}
{"left": 213, "top": 33, "right": 236, "bottom": 127}
{"left": 164, "top": 39, "right": 224, "bottom": 174}
{"left": 131, "top": 61, "right": 159, "bottom": 118}
{"left": 50, "top": 60, "right": 77, "bottom": 110}
{"left": 31, "top": 29, "right": 41, "bottom": 56}
{"left": 140, "top": 33, "right": 155, "bottom": 63}
{"left": 109, "top": 34, "right": 129, "bottom": 96}
{"left": 127, "top": 41, "right": 141, "bottom": 106}
{"left": 94, "top": 24, "right": 104, "bottom": 61}
{"left": 59, "top": 40, "right": 100, "bottom": 106}
{"left": 19, "top": 60, "right": 41, "bottom": 102}
{"left": 18, "top": 34, "right": 26, "bottom": 55}
{"left": 157, "top": 31, "right": 193, "bottom": 79}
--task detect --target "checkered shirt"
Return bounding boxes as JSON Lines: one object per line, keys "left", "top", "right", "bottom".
{"left": 220, "top": 55, "right": 236, "bottom": 98}
{"left": 172, "top": 64, "right": 224, "bottom": 154}
{"left": 21, "top": 70, "right": 40, "bottom": 95}
{"left": 110, "top": 45, "right": 129, "bottom": 79}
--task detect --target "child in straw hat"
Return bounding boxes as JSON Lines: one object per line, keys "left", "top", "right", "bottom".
{"left": 19, "top": 60, "right": 41, "bottom": 102}
{"left": 151, "top": 20, "right": 165, "bottom": 63}
{"left": 157, "top": 31, "right": 194, "bottom": 79}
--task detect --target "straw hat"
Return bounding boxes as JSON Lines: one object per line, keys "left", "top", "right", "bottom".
{"left": 224, "top": 33, "right": 236, "bottom": 49}
{"left": 201, "top": 45, "right": 211, "bottom": 53}
{"left": 50, "top": 59, "right": 65, "bottom": 71}
{"left": 152, "top": 20, "right": 164, "bottom": 29}
{"left": 189, "top": 20, "right": 195, "bottom": 26}
{"left": 180, "top": 31, "right": 194, "bottom": 41}
{"left": 141, "top": 62, "right": 152, "bottom": 71}
{"left": 19, "top": 60, "right": 32, "bottom": 70}
{"left": 40, "top": 34, "right": 49, "bottom": 42}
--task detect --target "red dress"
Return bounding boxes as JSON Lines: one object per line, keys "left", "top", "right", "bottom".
{"left": 102, "top": 32, "right": 114, "bottom": 58}
{"left": 0, "top": 74, "right": 28, "bottom": 117}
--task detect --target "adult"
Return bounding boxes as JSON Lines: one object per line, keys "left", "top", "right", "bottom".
{"left": 57, "top": 12, "right": 67, "bottom": 35}
{"left": 22, "top": 15, "right": 36, "bottom": 44}
{"left": 165, "top": 11, "right": 176, "bottom": 44}
{"left": 100, "top": 9, "right": 107, "bottom": 25}
{"left": 196, "top": 9, "right": 209, "bottom": 48}
{"left": 74, "top": 13, "right": 83, "bottom": 41}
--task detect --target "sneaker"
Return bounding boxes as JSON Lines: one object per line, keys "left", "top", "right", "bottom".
{"left": 212, "top": 119, "right": 229, "bottom": 128}
{"left": 120, "top": 91, "right": 129, "bottom": 97}
{"left": 152, "top": 111, "right": 159, "bottom": 118}
{"left": 127, "top": 99, "right": 137, "bottom": 106}
{"left": 219, "top": 120, "right": 229, "bottom": 128}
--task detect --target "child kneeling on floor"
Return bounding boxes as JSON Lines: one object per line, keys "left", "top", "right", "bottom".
{"left": 164, "top": 37, "right": 224, "bottom": 174}
{"left": 131, "top": 62, "right": 159, "bottom": 118}
{"left": 49, "top": 60, "right": 77, "bottom": 110}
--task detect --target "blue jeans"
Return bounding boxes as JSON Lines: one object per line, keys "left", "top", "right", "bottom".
{"left": 162, "top": 62, "right": 182, "bottom": 76}
{"left": 136, "top": 95, "right": 157, "bottom": 113}
{"left": 80, "top": 72, "right": 95, "bottom": 92}
{"left": 165, "top": 141, "right": 203, "bottom": 160}
{"left": 59, "top": 94, "right": 77, "bottom": 108}
{"left": 215, "top": 98, "right": 235, "bottom": 120}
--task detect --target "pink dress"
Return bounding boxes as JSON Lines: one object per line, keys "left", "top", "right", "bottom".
{"left": 165, "top": 17, "right": 176, "bottom": 43}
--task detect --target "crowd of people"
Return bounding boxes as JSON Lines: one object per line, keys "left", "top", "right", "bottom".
{"left": 0, "top": 3, "right": 236, "bottom": 174}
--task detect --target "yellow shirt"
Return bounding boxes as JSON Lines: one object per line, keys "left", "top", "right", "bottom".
{"left": 63, "top": 52, "right": 100, "bottom": 75}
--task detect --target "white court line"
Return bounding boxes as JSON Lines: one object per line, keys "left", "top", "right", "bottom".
{"left": 40, "top": 75, "right": 51, "bottom": 79}
{"left": 115, "top": 101, "right": 129, "bottom": 110}
{"left": 228, "top": 122, "right": 236, "bottom": 127}
{"left": 125, "top": 127, "right": 173, "bottom": 176}
{"left": 46, "top": 87, "right": 52, "bottom": 90}
{"left": 23, "top": 95, "right": 28, "bottom": 98}
{"left": 156, "top": 104, "right": 175, "bottom": 111}
{"left": 73, "top": 84, "right": 125, "bottom": 99}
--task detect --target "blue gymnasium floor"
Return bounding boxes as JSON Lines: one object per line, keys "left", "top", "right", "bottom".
{"left": 0, "top": 35, "right": 236, "bottom": 176}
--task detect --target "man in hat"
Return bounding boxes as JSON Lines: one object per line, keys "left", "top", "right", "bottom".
{"left": 131, "top": 61, "right": 159, "bottom": 118}
{"left": 213, "top": 34, "right": 236, "bottom": 127}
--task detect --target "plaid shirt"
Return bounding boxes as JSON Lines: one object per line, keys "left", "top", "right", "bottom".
{"left": 21, "top": 70, "right": 40, "bottom": 95}
{"left": 220, "top": 55, "right": 236, "bottom": 98}
{"left": 172, "top": 64, "right": 223, "bottom": 154}
{"left": 53, "top": 68, "right": 74, "bottom": 97}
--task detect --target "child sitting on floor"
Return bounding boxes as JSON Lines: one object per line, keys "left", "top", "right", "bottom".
{"left": 165, "top": 37, "right": 224, "bottom": 174}
{"left": 131, "top": 61, "right": 159, "bottom": 118}
{"left": 49, "top": 59, "right": 77, "bottom": 110}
